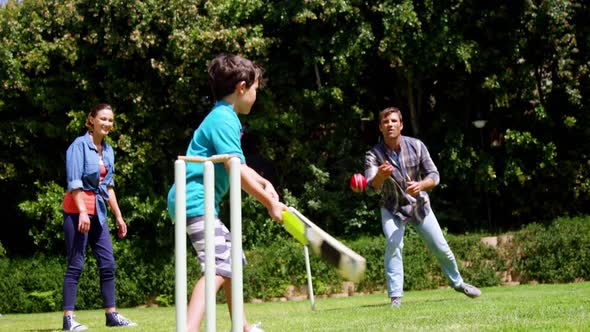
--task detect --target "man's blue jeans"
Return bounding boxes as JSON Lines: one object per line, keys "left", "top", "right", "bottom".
{"left": 381, "top": 208, "right": 463, "bottom": 298}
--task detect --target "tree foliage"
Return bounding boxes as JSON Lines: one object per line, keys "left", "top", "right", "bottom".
{"left": 1, "top": 0, "right": 588, "bottom": 256}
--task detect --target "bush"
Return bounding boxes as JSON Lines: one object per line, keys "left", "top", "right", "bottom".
{"left": 447, "top": 233, "right": 505, "bottom": 287}
{"left": 18, "top": 181, "right": 66, "bottom": 253}
{"left": 509, "top": 216, "right": 590, "bottom": 283}
{"left": 3, "top": 215, "right": 589, "bottom": 313}
{"left": 0, "top": 232, "right": 499, "bottom": 313}
{"left": 0, "top": 256, "right": 64, "bottom": 313}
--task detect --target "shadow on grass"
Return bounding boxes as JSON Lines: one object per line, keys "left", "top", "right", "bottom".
{"left": 321, "top": 297, "right": 454, "bottom": 312}
{"left": 321, "top": 302, "right": 389, "bottom": 312}
{"left": 359, "top": 303, "right": 390, "bottom": 309}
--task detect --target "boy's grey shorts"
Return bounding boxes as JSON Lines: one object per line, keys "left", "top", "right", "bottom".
{"left": 186, "top": 216, "right": 246, "bottom": 278}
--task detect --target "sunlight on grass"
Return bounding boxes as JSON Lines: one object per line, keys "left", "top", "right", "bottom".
{"left": 1, "top": 283, "right": 589, "bottom": 331}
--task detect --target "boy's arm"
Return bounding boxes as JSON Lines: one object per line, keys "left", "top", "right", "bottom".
{"left": 235, "top": 163, "right": 286, "bottom": 222}
{"left": 241, "top": 164, "right": 280, "bottom": 200}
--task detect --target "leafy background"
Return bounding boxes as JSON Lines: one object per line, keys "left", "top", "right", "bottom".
{"left": 1, "top": 0, "right": 589, "bottom": 259}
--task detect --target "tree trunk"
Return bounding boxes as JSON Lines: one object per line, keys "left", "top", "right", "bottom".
{"left": 407, "top": 74, "right": 420, "bottom": 136}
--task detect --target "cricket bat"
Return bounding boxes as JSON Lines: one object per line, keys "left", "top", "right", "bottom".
{"left": 282, "top": 207, "right": 367, "bottom": 283}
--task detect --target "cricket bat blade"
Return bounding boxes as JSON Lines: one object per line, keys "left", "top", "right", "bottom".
{"left": 282, "top": 207, "right": 367, "bottom": 282}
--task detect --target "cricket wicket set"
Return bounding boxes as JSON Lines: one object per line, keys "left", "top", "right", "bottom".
{"left": 175, "top": 154, "right": 243, "bottom": 332}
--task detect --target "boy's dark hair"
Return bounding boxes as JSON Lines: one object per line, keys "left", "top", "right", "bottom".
{"left": 207, "top": 54, "right": 264, "bottom": 100}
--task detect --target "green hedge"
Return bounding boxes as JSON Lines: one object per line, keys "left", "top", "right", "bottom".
{"left": 508, "top": 216, "right": 590, "bottom": 283}
{"left": 2, "top": 215, "right": 589, "bottom": 313}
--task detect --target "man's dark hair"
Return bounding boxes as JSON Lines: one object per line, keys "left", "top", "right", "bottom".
{"left": 207, "top": 54, "right": 264, "bottom": 100}
{"left": 379, "top": 107, "right": 403, "bottom": 123}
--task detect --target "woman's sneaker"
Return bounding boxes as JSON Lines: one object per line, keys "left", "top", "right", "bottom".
{"left": 105, "top": 312, "right": 137, "bottom": 327}
{"left": 63, "top": 315, "right": 88, "bottom": 331}
{"left": 390, "top": 297, "right": 402, "bottom": 308}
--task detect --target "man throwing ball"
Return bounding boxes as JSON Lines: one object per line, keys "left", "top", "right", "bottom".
{"left": 364, "top": 106, "right": 481, "bottom": 308}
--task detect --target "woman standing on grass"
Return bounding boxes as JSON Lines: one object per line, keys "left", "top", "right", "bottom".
{"left": 61, "top": 103, "right": 136, "bottom": 331}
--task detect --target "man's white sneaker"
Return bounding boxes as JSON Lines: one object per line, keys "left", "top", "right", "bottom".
{"left": 455, "top": 282, "right": 481, "bottom": 298}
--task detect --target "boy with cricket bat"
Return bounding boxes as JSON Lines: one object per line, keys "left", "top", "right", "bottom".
{"left": 167, "top": 54, "right": 287, "bottom": 332}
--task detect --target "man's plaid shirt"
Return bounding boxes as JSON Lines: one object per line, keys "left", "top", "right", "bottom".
{"left": 364, "top": 136, "right": 440, "bottom": 223}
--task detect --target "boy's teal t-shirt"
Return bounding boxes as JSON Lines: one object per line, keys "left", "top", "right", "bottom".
{"left": 167, "top": 101, "right": 246, "bottom": 220}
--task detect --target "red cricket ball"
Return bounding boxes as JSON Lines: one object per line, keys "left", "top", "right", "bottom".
{"left": 350, "top": 173, "right": 367, "bottom": 193}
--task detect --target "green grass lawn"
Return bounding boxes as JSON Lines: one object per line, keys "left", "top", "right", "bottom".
{"left": 2, "top": 282, "right": 589, "bottom": 331}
